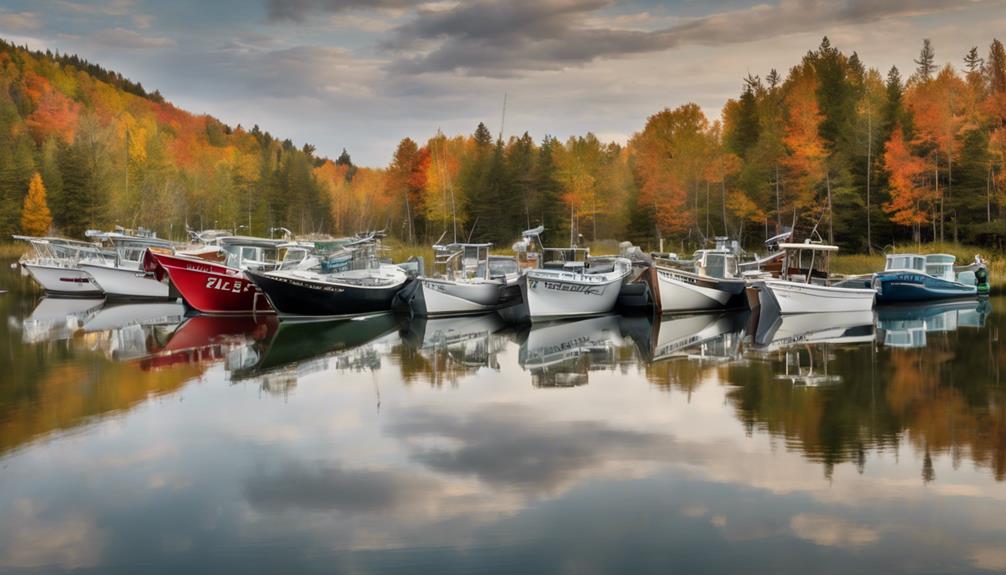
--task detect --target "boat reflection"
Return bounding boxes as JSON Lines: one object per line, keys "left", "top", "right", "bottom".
{"left": 399, "top": 314, "right": 507, "bottom": 384}
{"left": 79, "top": 302, "right": 187, "bottom": 361}
{"left": 233, "top": 314, "right": 403, "bottom": 392}
{"left": 519, "top": 315, "right": 631, "bottom": 387}
{"left": 141, "top": 314, "right": 276, "bottom": 372}
{"left": 877, "top": 299, "right": 991, "bottom": 348}
{"left": 751, "top": 310, "right": 875, "bottom": 387}
{"left": 19, "top": 297, "right": 104, "bottom": 343}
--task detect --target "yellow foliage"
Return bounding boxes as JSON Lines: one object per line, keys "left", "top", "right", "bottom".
{"left": 20, "top": 172, "right": 52, "bottom": 236}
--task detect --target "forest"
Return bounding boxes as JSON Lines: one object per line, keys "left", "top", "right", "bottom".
{"left": 0, "top": 36, "right": 1004, "bottom": 251}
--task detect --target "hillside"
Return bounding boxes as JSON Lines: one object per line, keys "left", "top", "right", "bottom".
{"left": 0, "top": 39, "right": 332, "bottom": 240}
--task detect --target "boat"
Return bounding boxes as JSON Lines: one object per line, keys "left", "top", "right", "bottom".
{"left": 751, "top": 242, "right": 876, "bottom": 314}
{"left": 652, "top": 239, "right": 748, "bottom": 313}
{"left": 78, "top": 230, "right": 177, "bottom": 300}
{"left": 876, "top": 299, "right": 990, "bottom": 348}
{"left": 20, "top": 297, "right": 105, "bottom": 343}
{"left": 245, "top": 237, "right": 410, "bottom": 320}
{"left": 508, "top": 226, "right": 632, "bottom": 322}
{"left": 873, "top": 253, "right": 987, "bottom": 303}
{"left": 144, "top": 236, "right": 301, "bottom": 315}
{"left": 519, "top": 314, "right": 628, "bottom": 387}
{"left": 13, "top": 235, "right": 106, "bottom": 297}
{"left": 393, "top": 242, "right": 518, "bottom": 317}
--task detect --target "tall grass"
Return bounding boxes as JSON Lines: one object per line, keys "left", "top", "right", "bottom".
{"left": 0, "top": 242, "right": 26, "bottom": 259}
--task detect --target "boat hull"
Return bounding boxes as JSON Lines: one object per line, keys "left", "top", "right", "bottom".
{"left": 654, "top": 266, "right": 747, "bottom": 313}
{"left": 79, "top": 262, "right": 172, "bottom": 300}
{"left": 149, "top": 253, "right": 270, "bottom": 315}
{"left": 874, "top": 271, "right": 977, "bottom": 303}
{"left": 758, "top": 279, "right": 876, "bottom": 314}
{"left": 395, "top": 278, "right": 504, "bottom": 317}
{"left": 22, "top": 263, "right": 104, "bottom": 297}
{"left": 246, "top": 270, "right": 407, "bottom": 319}
{"left": 523, "top": 267, "right": 628, "bottom": 321}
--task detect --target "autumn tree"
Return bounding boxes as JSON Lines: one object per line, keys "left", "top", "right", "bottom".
{"left": 20, "top": 172, "right": 52, "bottom": 235}
{"left": 781, "top": 67, "right": 827, "bottom": 232}
{"left": 883, "top": 126, "right": 931, "bottom": 242}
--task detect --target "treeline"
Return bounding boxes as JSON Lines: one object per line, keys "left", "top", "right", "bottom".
{"left": 325, "top": 37, "right": 1006, "bottom": 250}
{"left": 1, "top": 37, "right": 1005, "bottom": 251}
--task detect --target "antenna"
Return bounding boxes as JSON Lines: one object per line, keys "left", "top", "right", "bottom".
{"left": 498, "top": 92, "right": 507, "bottom": 144}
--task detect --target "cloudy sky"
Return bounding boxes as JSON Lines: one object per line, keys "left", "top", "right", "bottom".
{"left": 1, "top": 0, "right": 1004, "bottom": 165}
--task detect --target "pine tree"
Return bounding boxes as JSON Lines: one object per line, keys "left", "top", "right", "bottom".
{"left": 964, "top": 47, "right": 983, "bottom": 74}
{"left": 20, "top": 172, "right": 52, "bottom": 236}
{"left": 915, "top": 39, "right": 936, "bottom": 80}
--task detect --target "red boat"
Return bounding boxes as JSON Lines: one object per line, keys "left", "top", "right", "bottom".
{"left": 143, "top": 237, "right": 305, "bottom": 315}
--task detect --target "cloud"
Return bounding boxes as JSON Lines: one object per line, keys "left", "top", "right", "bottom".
{"left": 266, "top": 0, "right": 422, "bottom": 22}
{"left": 379, "top": 0, "right": 995, "bottom": 77}
{"left": 90, "top": 26, "right": 175, "bottom": 49}
{"left": 0, "top": 500, "right": 105, "bottom": 570}
{"left": 790, "top": 513, "right": 880, "bottom": 548}
{"left": 387, "top": 403, "right": 678, "bottom": 490}
{"left": 209, "top": 45, "right": 382, "bottom": 98}
{"left": 245, "top": 463, "right": 436, "bottom": 513}
{"left": 131, "top": 13, "right": 154, "bottom": 29}
{"left": 0, "top": 10, "right": 42, "bottom": 31}
{"left": 54, "top": 0, "right": 137, "bottom": 17}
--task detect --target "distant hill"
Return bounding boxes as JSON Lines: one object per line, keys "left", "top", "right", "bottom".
{"left": 0, "top": 38, "right": 335, "bottom": 239}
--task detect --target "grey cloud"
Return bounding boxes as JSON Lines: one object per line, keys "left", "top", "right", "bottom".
{"left": 245, "top": 463, "right": 435, "bottom": 513}
{"left": 388, "top": 404, "right": 683, "bottom": 489}
{"left": 266, "top": 0, "right": 422, "bottom": 22}
{"left": 0, "top": 10, "right": 42, "bottom": 31}
{"left": 381, "top": 0, "right": 995, "bottom": 77}
{"left": 90, "top": 26, "right": 175, "bottom": 49}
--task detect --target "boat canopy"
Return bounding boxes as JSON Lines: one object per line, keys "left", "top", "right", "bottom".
{"left": 777, "top": 242, "right": 839, "bottom": 252}
{"left": 925, "top": 254, "right": 957, "bottom": 282}
{"left": 884, "top": 254, "right": 925, "bottom": 272}
{"left": 693, "top": 250, "right": 739, "bottom": 279}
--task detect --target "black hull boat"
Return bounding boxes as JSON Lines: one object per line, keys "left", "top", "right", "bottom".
{"left": 245, "top": 270, "right": 410, "bottom": 319}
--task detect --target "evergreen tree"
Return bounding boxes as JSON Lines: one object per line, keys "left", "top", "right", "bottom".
{"left": 915, "top": 38, "right": 936, "bottom": 80}
{"left": 964, "top": 47, "right": 983, "bottom": 74}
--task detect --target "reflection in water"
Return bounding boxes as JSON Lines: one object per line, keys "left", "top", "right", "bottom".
{"left": 1, "top": 271, "right": 1006, "bottom": 573}
{"left": 519, "top": 315, "right": 632, "bottom": 387}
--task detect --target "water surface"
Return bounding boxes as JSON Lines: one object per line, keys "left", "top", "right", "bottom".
{"left": 1, "top": 262, "right": 1005, "bottom": 574}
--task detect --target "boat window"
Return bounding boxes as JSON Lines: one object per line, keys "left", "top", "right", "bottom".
{"left": 706, "top": 254, "right": 728, "bottom": 279}
{"left": 886, "top": 255, "right": 922, "bottom": 271}
{"left": 489, "top": 258, "right": 519, "bottom": 277}
{"left": 241, "top": 247, "right": 259, "bottom": 263}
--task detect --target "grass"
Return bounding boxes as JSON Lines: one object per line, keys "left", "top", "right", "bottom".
{"left": 0, "top": 242, "right": 27, "bottom": 259}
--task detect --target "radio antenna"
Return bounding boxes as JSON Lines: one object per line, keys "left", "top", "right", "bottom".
{"left": 498, "top": 92, "right": 507, "bottom": 144}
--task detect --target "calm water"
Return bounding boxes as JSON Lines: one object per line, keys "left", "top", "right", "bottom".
{"left": 1, "top": 261, "right": 1005, "bottom": 574}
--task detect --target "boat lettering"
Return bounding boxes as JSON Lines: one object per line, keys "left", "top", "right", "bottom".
{"left": 206, "top": 277, "right": 247, "bottom": 293}
{"left": 534, "top": 280, "right": 602, "bottom": 295}
{"left": 59, "top": 277, "right": 91, "bottom": 283}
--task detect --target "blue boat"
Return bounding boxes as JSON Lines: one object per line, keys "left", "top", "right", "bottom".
{"left": 873, "top": 253, "right": 987, "bottom": 303}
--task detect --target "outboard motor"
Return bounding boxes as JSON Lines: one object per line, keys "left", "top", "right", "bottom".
{"left": 975, "top": 263, "right": 990, "bottom": 296}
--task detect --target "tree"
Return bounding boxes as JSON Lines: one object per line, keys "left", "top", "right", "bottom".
{"left": 915, "top": 38, "right": 936, "bottom": 81}
{"left": 883, "top": 126, "right": 930, "bottom": 242}
{"left": 20, "top": 172, "right": 52, "bottom": 235}
{"left": 781, "top": 67, "right": 827, "bottom": 229}
{"left": 964, "top": 47, "right": 983, "bottom": 74}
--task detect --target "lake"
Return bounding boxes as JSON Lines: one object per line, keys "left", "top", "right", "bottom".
{"left": 1, "top": 261, "right": 1005, "bottom": 574}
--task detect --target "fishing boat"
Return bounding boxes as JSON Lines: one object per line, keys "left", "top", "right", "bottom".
{"left": 751, "top": 242, "right": 876, "bottom": 314}
{"left": 394, "top": 242, "right": 518, "bottom": 317}
{"left": 509, "top": 227, "right": 632, "bottom": 322}
{"left": 652, "top": 240, "right": 748, "bottom": 313}
{"left": 14, "top": 235, "right": 106, "bottom": 297}
{"left": 873, "top": 253, "right": 988, "bottom": 303}
{"left": 519, "top": 314, "right": 627, "bottom": 386}
{"left": 143, "top": 236, "right": 304, "bottom": 315}
{"left": 78, "top": 230, "right": 177, "bottom": 300}
{"left": 245, "top": 238, "right": 410, "bottom": 320}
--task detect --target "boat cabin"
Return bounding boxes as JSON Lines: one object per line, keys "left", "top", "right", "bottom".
{"left": 13, "top": 236, "right": 107, "bottom": 265}
{"left": 924, "top": 254, "right": 957, "bottom": 282}
{"left": 433, "top": 242, "right": 494, "bottom": 280}
{"left": 778, "top": 242, "right": 839, "bottom": 284}
{"left": 87, "top": 231, "right": 175, "bottom": 269}
{"left": 218, "top": 237, "right": 286, "bottom": 270}
{"left": 884, "top": 254, "right": 926, "bottom": 273}
{"left": 692, "top": 249, "right": 740, "bottom": 279}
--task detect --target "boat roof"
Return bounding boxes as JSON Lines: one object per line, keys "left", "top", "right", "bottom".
{"left": 886, "top": 253, "right": 924, "bottom": 258}
{"left": 217, "top": 236, "right": 286, "bottom": 248}
{"left": 778, "top": 242, "right": 839, "bottom": 252}
{"left": 925, "top": 253, "right": 956, "bottom": 263}
{"left": 88, "top": 231, "right": 174, "bottom": 248}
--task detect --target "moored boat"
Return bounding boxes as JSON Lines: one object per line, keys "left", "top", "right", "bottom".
{"left": 144, "top": 236, "right": 298, "bottom": 315}
{"left": 653, "top": 244, "right": 748, "bottom": 313}
{"left": 78, "top": 230, "right": 177, "bottom": 300}
{"left": 394, "top": 242, "right": 519, "bottom": 317}
{"left": 873, "top": 253, "right": 987, "bottom": 303}
{"left": 246, "top": 238, "right": 410, "bottom": 320}
{"left": 753, "top": 242, "right": 876, "bottom": 314}
{"left": 14, "top": 235, "right": 106, "bottom": 297}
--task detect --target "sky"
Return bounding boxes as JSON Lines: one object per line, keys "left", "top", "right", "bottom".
{"left": 0, "top": 0, "right": 1005, "bottom": 166}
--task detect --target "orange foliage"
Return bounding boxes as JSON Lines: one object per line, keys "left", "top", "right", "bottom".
{"left": 24, "top": 72, "right": 80, "bottom": 143}
{"left": 781, "top": 70, "right": 826, "bottom": 213}
{"left": 882, "top": 126, "right": 931, "bottom": 227}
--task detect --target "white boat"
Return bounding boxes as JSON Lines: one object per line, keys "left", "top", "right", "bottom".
{"left": 78, "top": 231, "right": 178, "bottom": 300}
{"left": 754, "top": 242, "right": 876, "bottom": 314}
{"left": 20, "top": 297, "right": 105, "bottom": 343}
{"left": 14, "top": 235, "right": 106, "bottom": 297}
{"left": 511, "top": 227, "right": 631, "bottom": 321}
{"left": 394, "top": 243, "right": 519, "bottom": 317}
{"left": 654, "top": 246, "right": 747, "bottom": 313}
{"left": 519, "top": 314, "right": 626, "bottom": 386}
